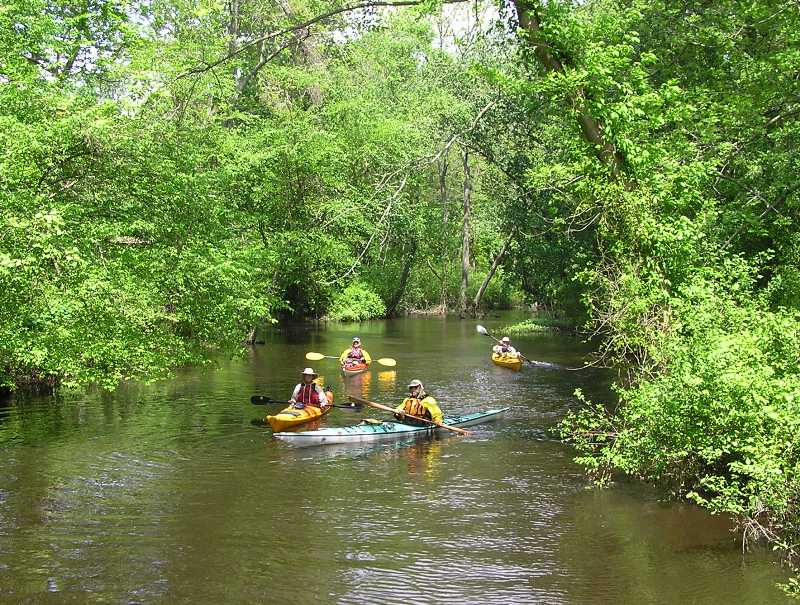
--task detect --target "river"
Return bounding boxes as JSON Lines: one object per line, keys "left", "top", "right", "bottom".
{"left": 0, "top": 315, "right": 790, "bottom": 603}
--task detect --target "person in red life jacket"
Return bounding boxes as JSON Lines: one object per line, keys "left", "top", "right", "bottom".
{"left": 394, "top": 379, "right": 443, "bottom": 426}
{"left": 289, "top": 368, "right": 329, "bottom": 409}
{"left": 339, "top": 336, "right": 372, "bottom": 368}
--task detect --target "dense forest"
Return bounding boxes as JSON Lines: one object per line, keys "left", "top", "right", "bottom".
{"left": 2, "top": 0, "right": 800, "bottom": 593}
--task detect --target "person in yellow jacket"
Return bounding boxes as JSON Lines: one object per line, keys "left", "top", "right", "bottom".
{"left": 339, "top": 336, "right": 372, "bottom": 368}
{"left": 394, "top": 379, "right": 443, "bottom": 425}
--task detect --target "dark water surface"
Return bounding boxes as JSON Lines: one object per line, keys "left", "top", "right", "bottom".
{"left": 0, "top": 315, "right": 790, "bottom": 603}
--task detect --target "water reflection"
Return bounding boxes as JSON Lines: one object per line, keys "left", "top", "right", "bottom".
{"left": 398, "top": 438, "right": 443, "bottom": 480}
{"left": 377, "top": 370, "right": 397, "bottom": 392}
{"left": 340, "top": 371, "right": 372, "bottom": 400}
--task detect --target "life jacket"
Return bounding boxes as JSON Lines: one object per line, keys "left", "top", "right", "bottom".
{"left": 348, "top": 346, "right": 364, "bottom": 361}
{"left": 399, "top": 397, "right": 432, "bottom": 420}
{"left": 296, "top": 383, "right": 321, "bottom": 406}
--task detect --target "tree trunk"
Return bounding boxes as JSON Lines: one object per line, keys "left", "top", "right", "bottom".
{"left": 275, "top": 0, "right": 324, "bottom": 106}
{"left": 227, "top": 0, "right": 241, "bottom": 86}
{"left": 510, "top": 0, "right": 627, "bottom": 183}
{"left": 438, "top": 154, "right": 449, "bottom": 313}
{"left": 386, "top": 243, "right": 417, "bottom": 317}
{"left": 458, "top": 149, "right": 471, "bottom": 318}
{"left": 473, "top": 228, "right": 516, "bottom": 311}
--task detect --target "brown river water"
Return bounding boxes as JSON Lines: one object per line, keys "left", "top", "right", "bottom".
{"left": 0, "top": 314, "right": 790, "bottom": 603}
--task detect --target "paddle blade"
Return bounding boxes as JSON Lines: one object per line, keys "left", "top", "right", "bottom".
{"left": 305, "top": 352, "right": 326, "bottom": 361}
{"left": 376, "top": 357, "right": 396, "bottom": 367}
{"left": 476, "top": 324, "right": 488, "bottom": 335}
{"left": 251, "top": 395, "right": 275, "bottom": 405}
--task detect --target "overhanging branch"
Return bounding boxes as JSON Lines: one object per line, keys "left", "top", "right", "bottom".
{"left": 177, "top": 0, "right": 470, "bottom": 80}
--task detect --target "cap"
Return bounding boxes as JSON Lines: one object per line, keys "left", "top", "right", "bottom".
{"left": 501, "top": 336, "right": 510, "bottom": 343}
{"left": 407, "top": 379, "right": 423, "bottom": 389}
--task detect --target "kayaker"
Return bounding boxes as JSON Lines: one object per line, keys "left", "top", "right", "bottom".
{"left": 492, "top": 336, "right": 519, "bottom": 357}
{"left": 394, "top": 379, "right": 443, "bottom": 425}
{"left": 340, "top": 337, "right": 372, "bottom": 367}
{"left": 289, "top": 368, "right": 329, "bottom": 409}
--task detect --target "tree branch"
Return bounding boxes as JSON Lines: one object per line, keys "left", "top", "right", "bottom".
{"left": 177, "top": 0, "right": 470, "bottom": 80}
{"left": 324, "top": 173, "right": 409, "bottom": 285}
{"left": 473, "top": 226, "right": 516, "bottom": 310}
{"left": 236, "top": 38, "right": 294, "bottom": 94}
{"left": 511, "top": 0, "right": 628, "bottom": 183}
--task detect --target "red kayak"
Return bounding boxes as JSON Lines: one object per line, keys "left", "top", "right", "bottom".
{"left": 341, "top": 361, "right": 369, "bottom": 376}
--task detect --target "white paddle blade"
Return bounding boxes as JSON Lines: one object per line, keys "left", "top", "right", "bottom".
{"left": 376, "top": 357, "right": 397, "bottom": 367}
{"left": 305, "top": 352, "right": 326, "bottom": 360}
{"left": 476, "top": 324, "right": 488, "bottom": 335}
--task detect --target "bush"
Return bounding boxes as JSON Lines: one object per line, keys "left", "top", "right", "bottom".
{"left": 561, "top": 270, "right": 800, "bottom": 567}
{"left": 325, "top": 282, "right": 386, "bottom": 321}
{"left": 501, "top": 316, "right": 576, "bottom": 334}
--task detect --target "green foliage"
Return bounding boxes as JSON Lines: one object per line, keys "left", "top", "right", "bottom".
{"left": 517, "top": 0, "right": 800, "bottom": 586}
{"left": 563, "top": 267, "right": 800, "bottom": 550}
{"left": 325, "top": 282, "right": 386, "bottom": 322}
{"left": 0, "top": 4, "right": 502, "bottom": 387}
{"left": 501, "top": 316, "right": 575, "bottom": 334}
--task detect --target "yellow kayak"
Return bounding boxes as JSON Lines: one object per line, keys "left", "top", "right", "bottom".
{"left": 491, "top": 352, "right": 522, "bottom": 371}
{"left": 266, "top": 390, "right": 334, "bottom": 432}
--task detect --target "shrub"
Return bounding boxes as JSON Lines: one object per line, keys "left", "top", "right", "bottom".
{"left": 325, "top": 282, "right": 386, "bottom": 321}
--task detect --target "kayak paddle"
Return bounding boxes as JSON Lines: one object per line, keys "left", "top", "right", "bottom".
{"left": 347, "top": 395, "right": 472, "bottom": 436}
{"left": 250, "top": 395, "right": 361, "bottom": 410}
{"left": 305, "top": 352, "right": 397, "bottom": 367}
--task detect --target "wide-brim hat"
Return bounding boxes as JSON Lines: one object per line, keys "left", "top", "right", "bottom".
{"left": 501, "top": 336, "right": 511, "bottom": 343}
{"left": 301, "top": 367, "right": 318, "bottom": 377}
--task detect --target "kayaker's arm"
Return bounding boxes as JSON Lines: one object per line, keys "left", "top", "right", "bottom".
{"left": 362, "top": 349, "right": 372, "bottom": 364}
{"left": 339, "top": 348, "right": 351, "bottom": 363}
{"left": 422, "top": 396, "right": 444, "bottom": 424}
{"left": 289, "top": 384, "right": 300, "bottom": 404}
